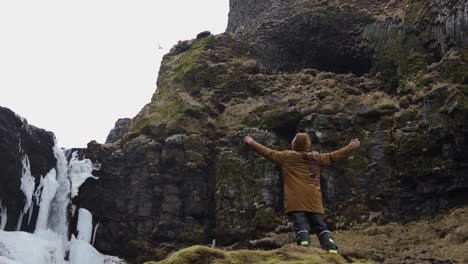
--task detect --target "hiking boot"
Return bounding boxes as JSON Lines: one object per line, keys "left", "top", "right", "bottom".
{"left": 296, "top": 230, "right": 310, "bottom": 247}
{"left": 318, "top": 230, "right": 338, "bottom": 253}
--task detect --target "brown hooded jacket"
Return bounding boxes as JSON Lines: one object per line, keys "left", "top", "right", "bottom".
{"left": 249, "top": 133, "right": 355, "bottom": 214}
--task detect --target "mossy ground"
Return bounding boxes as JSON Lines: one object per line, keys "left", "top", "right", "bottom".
{"left": 145, "top": 207, "right": 468, "bottom": 264}
{"left": 146, "top": 244, "right": 374, "bottom": 264}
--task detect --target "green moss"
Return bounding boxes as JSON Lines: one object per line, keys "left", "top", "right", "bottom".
{"left": 186, "top": 151, "right": 207, "bottom": 168}
{"left": 215, "top": 152, "right": 283, "bottom": 241}
{"left": 176, "top": 36, "right": 214, "bottom": 80}
{"left": 215, "top": 155, "right": 247, "bottom": 208}
{"left": 356, "top": 203, "right": 369, "bottom": 215}
{"left": 344, "top": 155, "right": 368, "bottom": 176}
{"left": 128, "top": 93, "right": 205, "bottom": 135}
{"left": 254, "top": 208, "right": 281, "bottom": 231}
{"left": 146, "top": 246, "right": 224, "bottom": 264}
{"left": 125, "top": 37, "right": 216, "bottom": 136}
{"left": 127, "top": 240, "right": 166, "bottom": 263}
{"left": 146, "top": 245, "right": 375, "bottom": 264}
{"left": 447, "top": 47, "right": 468, "bottom": 84}
{"left": 178, "top": 225, "right": 206, "bottom": 243}
{"left": 403, "top": 0, "right": 431, "bottom": 29}
{"left": 375, "top": 0, "right": 434, "bottom": 87}
{"left": 146, "top": 151, "right": 156, "bottom": 161}
{"left": 214, "top": 154, "right": 254, "bottom": 241}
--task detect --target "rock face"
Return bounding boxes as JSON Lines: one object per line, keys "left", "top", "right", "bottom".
{"left": 73, "top": 0, "right": 468, "bottom": 259}
{"left": 75, "top": 134, "right": 216, "bottom": 254}
{"left": 0, "top": 106, "right": 56, "bottom": 231}
{"left": 105, "top": 118, "right": 131, "bottom": 143}
{"left": 228, "top": 0, "right": 468, "bottom": 82}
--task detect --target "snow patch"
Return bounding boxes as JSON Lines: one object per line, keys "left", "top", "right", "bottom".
{"left": 0, "top": 230, "right": 67, "bottom": 264}
{"left": 69, "top": 237, "right": 104, "bottom": 264}
{"left": 68, "top": 151, "right": 99, "bottom": 198}
{"left": 0, "top": 256, "right": 23, "bottom": 264}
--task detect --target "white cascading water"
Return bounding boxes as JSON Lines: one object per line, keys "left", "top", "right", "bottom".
{"left": 0, "top": 139, "right": 126, "bottom": 264}
{"left": 34, "top": 168, "right": 59, "bottom": 232}
{"left": 48, "top": 144, "right": 71, "bottom": 239}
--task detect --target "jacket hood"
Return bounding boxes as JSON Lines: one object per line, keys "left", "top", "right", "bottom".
{"left": 292, "top": 133, "right": 311, "bottom": 152}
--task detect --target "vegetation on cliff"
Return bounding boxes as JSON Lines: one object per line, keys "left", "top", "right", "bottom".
{"left": 75, "top": 0, "right": 467, "bottom": 261}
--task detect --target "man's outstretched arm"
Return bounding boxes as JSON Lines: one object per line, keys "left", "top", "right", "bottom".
{"left": 244, "top": 136, "right": 287, "bottom": 165}
{"left": 315, "top": 138, "right": 360, "bottom": 166}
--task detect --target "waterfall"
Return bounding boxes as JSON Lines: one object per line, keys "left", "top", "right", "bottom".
{"left": 48, "top": 144, "right": 71, "bottom": 239}
{"left": 0, "top": 140, "right": 125, "bottom": 264}
{"left": 34, "top": 168, "right": 59, "bottom": 232}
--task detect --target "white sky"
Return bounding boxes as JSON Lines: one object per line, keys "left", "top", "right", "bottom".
{"left": 0, "top": 0, "right": 229, "bottom": 148}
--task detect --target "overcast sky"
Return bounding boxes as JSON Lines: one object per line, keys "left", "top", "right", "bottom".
{"left": 0, "top": 0, "right": 229, "bottom": 148}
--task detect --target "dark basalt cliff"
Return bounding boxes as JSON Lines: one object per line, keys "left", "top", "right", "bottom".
{"left": 71, "top": 0, "right": 468, "bottom": 260}
{"left": 0, "top": 106, "right": 56, "bottom": 231}
{"left": 228, "top": 0, "right": 468, "bottom": 83}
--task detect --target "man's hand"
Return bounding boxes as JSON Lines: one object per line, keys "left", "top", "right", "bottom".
{"left": 244, "top": 136, "right": 254, "bottom": 145}
{"left": 348, "top": 138, "right": 360, "bottom": 150}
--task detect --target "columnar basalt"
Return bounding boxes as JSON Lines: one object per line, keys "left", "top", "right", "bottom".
{"left": 0, "top": 0, "right": 460, "bottom": 260}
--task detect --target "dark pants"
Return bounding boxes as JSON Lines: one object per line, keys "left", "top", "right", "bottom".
{"left": 288, "top": 211, "right": 338, "bottom": 250}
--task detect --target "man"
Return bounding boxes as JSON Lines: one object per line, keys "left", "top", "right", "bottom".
{"left": 244, "top": 133, "right": 360, "bottom": 253}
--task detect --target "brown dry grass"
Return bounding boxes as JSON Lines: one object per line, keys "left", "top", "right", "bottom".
{"left": 332, "top": 207, "right": 468, "bottom": 263}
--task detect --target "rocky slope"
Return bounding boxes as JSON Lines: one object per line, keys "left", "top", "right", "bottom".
{"left": 69, "top": 0, "right": 468, "bottom": 261}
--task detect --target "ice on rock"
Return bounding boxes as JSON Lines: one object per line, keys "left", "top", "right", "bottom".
{"left": 77, "top": 208, "right": 93, "bottom": 243}
{"left": 16, "top": 213, "right": 24, "bottom": 232}
{"left": 48, "top": 145, "right": 71, "bottom": 238}
{"left": 20, "top": 155, "right": 35, "bottom": 223}
{"left": 0, "top": 256, "right": 23, "bottom": 264}
{"left": 0, "top": 230, "right": 67, "bottom": 264}
{"left": 69, "top": 236, "right": 104, "bottom": 264}
{"left": 0, "top": 140, "right": 126, "bottom": 264}
{"left": 68, "top": 151, "right": 99, "bottom": 198}
{"left": 92, "top": 223, "right": 100, "bottom": 246}
{"left": 16, "top": 154, "right": 36, "bottom": 230}
{"left": 35, "top": 169, "right": 59, "bottom": 232}
{"left": 0, "top": 200, "right": 7, "bottom": 230}
{"left": 104, "top": 256, "right": 128, "bottom": 264}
